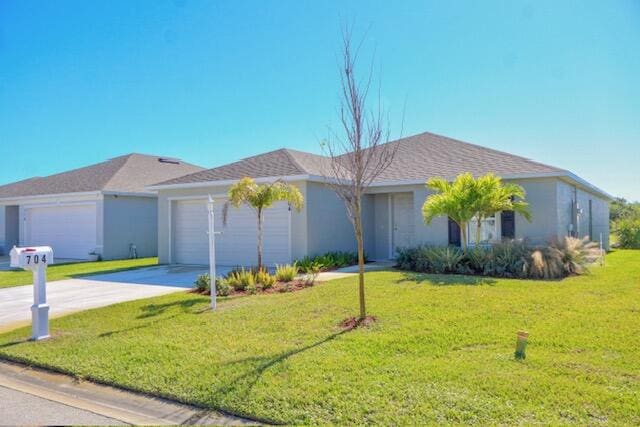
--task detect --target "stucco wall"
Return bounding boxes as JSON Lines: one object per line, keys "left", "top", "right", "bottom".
{"left": 4, "top": 206, "right": 18, "bottom": 252}
{"left": 102, "top": 195, "right": 158, "bottom": 260}
{"left": 507, "top": 178, "right": 559, "bottom": 245}
{"left": 556, "top": 180, "right": 610, "bottom": 248}
{"left": 0, "top": 206, "right": 5, "bottom": 254}
{"left": 305, "top": 181, "right": 359, "bottom": 256}
{"left": 412, "top": 186, "right": 449, "bottom": 247}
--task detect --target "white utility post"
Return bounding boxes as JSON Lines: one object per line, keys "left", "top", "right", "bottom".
{"left": 207, "top": 195, "right": 219, "bottom": 310}
{"left": 10, "top": 246, "right": 54, "bottom": 340}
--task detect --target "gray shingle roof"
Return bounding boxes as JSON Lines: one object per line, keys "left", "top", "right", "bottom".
{"left": 155, "top": 131, "right": 564, "bottom": 186}
{"left": 0, "top": 154, "right": 204, "bottom": 199}
{"left": 156, "top": 148, "right": 333, "bottom": 186}
{"left": 370, "top": 131, "right": 565, "bottom": 182}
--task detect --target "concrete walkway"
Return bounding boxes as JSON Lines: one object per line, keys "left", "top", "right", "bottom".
{"left": 0, "top": 360, "right": 254, "bottom": 425}
{"left": 312, "top": 261, "right": 396, "bottom": 281}
{"left": 0, "top": 265, "right": 215, "bottom": 332}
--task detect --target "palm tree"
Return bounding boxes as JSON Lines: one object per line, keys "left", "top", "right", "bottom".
{"left": 473, "top": 174, "right": 531, "bottom": 245}
{"left": 223, "top": 177, "right": 303, "bottom": 270}
{"left": 422, "top": 173, "right": 480, "bottom": 249}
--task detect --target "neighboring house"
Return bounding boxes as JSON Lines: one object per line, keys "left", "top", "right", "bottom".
{"left": 149, "top": 131, "right": 612, "bottom": 266}
{"left": 0, "top": 154, "right": 203, "bottom": 260}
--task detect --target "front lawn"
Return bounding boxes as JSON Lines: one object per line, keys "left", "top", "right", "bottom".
{"left": 0, "top": 257, "right": 158, "bottom": 289}
{"left": 0, "top": 251, "right": 638, "bottom": 424}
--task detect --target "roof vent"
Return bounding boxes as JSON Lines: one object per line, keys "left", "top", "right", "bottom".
{"left": 158, "top": 157, "right": 181, "bottom": 164}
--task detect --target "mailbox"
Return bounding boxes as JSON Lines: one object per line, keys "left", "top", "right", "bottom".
{"left": 10, "top": 246, "right": 54, "bottom": 270}
{"left": 9, "top": 246, "right": 53, "bottom": 340}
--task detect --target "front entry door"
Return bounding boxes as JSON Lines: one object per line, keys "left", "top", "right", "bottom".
{"left": 392, "top": 193, "right": 414, "bottom": 254}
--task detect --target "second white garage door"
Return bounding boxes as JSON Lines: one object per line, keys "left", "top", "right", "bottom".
{"left": 172, "top": 199, "right": 291, "bottom": 266}
{"left": 24, "top": 203, "right": 98, "bottom": 260}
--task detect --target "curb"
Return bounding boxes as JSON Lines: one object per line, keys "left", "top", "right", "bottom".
{"left": 0, "top": 359, "right": 257, "bottom": 425}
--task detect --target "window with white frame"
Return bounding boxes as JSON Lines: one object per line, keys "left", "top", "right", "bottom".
{"left": 467, "top": 215, "right": 497, "bottom": 245}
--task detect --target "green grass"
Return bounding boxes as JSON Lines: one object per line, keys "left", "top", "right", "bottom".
{"left": 0, "top": 257, "right": 158, "bottom": 289}
{"left": 1, "top": 251, "right": 639, "bottom": 424}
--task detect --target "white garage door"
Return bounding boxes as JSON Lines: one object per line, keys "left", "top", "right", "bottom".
{"left": 24, "top": 204, "right": 98, "bottom": 260}
{"left": 172, "top": 199, "right": 291, "bottom": 266}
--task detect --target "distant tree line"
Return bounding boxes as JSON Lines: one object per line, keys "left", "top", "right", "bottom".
{"left": 610, "top": 197, "right": 640, "bottom": 248}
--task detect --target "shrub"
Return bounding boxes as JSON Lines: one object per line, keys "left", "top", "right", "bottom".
{"left": 255, "top": 269, "right": 276, "bottom": 289}
{"left": 275, "top": 263, "right": 298, "bottom": 282}
{"left": 294, "top": 251, "right": 361, "bottom": 272}
{"left": 216, "top": 277, "right": 232, "bottom": 296}
{"left": 484, "top": 241, "right": 529, "bottom": 278}
{"left": 226, "top": 268, "right": 255, "bottom": 291}
{"left": 465, "top": 247, "right": 491, "bottom": 274}
{"left": 396, "top": 246, "right": 423, "bottom": 271}
{"left": 555, "top": 236, "right": 602, "bottom": 275}
{"left": 395, "top": 237, "right": 600, "bottom": 280}
{"left": 194, "top": 274, "right": 211, "bottom": 293}
{"left": 303, "top": 262, "right": 322, "bottom": 286}
{"left": 424, "top": 246, "right": 466, "bottom": 274}
{"left": 615, "top": 218, "right": 640, "bottom": 248}
{"left": 527, "top": 246, "right": 564, "bottom": 280}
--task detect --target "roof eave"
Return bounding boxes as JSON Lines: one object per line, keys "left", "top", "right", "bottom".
{"left": 146, "top": 174, "right": 313, "bottom": 191}
{"left": 0, "top": 190, "right": 103, "bottom": 204}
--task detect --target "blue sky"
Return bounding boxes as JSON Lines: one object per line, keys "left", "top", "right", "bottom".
{"left": 1, "top": 0, "right": 638, "bottom": 200}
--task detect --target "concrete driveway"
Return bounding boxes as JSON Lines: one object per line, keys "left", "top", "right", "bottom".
{"left": 0, "top": 264, "right": 227, "bottom": 332}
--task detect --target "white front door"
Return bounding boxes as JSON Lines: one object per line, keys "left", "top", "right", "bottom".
{"left": 392, "top": 193, "right": 414, "bottom": 253}
{"left": 172, "top": 198, "right": 291, "bottom": 266}
{"left": 24, "top": 204, "right": 98, "bottom": 260}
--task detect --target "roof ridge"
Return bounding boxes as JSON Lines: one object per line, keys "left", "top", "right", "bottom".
{"left": 102, "top": 154, "right": 138, "bottom": 190}
{"left": 281, "top": 148, "right": 311, "bottom": 174}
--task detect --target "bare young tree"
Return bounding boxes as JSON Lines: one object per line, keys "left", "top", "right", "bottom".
{"left": 322, "top": 27, "right": 399, "bottom": 322}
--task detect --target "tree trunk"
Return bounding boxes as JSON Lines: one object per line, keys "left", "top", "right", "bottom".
{"left": 257, "top": 208, "right": 264, "bottom": 270}
{"left": 476, "top": 218, "right": 482, "bottom": 246}
{"left": 460, "top": 222, "right": 468, "bottom": 249}
{"left": 354, "top": 202, "right": 366, "bottom": 320}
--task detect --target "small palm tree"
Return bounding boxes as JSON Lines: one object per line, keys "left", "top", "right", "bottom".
{"left": 473, "top": 173, "right": 532, "bottom": 245}
{"left": 422, "top": 173, "right": 480, "bottom": 249}
{"left": 223, "top": 177, "right": 303, "bottom": 270}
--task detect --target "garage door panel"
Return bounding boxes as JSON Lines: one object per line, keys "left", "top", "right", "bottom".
{"left": 25, "top": 204, "right": 97, "bottom": 260}
{"left": 173, "top": 200, "right": 209, "bottom": 265}
{"left": 172, "top": 199, "right": 290, "bottom": 266}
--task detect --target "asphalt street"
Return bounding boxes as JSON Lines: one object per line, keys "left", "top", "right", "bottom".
{"left": 0, "top": 385, "right": 125, "bottom": 425}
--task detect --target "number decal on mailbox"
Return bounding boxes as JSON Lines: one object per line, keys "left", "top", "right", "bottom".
{"left": 26, "top": 255, "right": 31, "bottom": 264}
{"left": 42, "top": 254, "right": 47, "bottom": 263}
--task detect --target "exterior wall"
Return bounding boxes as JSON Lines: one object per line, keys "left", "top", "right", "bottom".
{"left": 102, "top": 195, "right": 158, "bottom": 260}
{"left": 4, "top": 206, "right": 19, "bottom": 251}
{"left": 0, "top": 206, "right": 4, "bottom": 254}
{"left": 156, "top": 181, "right": 307, "bottom": 264}
{"left": 507, "top": 178, "right": 559, "bottom": 245}
{"left": 305, "top": 181, "right": 358, "bottom": 255}
{"left": 412, "top": 186, "right": 449, "bottom": 247}
{"left": 556, "top": 180, "right": 610, "bottom": 249}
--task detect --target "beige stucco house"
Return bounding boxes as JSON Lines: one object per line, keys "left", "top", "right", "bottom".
{"left": 149, "top": 131, "right": 612, "bottom": 267}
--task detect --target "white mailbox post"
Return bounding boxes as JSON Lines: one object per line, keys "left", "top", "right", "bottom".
{"left": 10, "top": 246, "right": 54, "bottom": 340}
